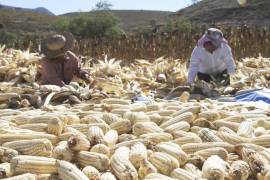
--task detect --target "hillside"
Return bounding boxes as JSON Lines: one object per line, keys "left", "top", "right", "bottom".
{"left": 0, "top": 5, "right": 55, "bottom": 16}
{"left": 174, "top": 0, "right": 270, "bottom": 25}
{"left": 63, "top": 10, "right": 172, "bottom": 31}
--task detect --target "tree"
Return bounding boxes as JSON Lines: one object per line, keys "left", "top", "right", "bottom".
{"left": 95, "top": 1, "right": 112, "bottom": 10}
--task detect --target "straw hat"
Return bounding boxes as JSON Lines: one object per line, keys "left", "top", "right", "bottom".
{"left": 41, "top": 32, "right": 75, "bottom": 59}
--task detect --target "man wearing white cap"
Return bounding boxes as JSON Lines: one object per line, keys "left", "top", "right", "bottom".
{"left": 187, "top": 28, "right": 236, "bottom": 87}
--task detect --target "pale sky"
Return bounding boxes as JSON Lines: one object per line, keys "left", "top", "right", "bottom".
{"left": 0, "top": 0, "right": 192, "bottom": 15}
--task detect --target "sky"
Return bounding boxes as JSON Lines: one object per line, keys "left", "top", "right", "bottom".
{"left": 0, "top": 0, "right": 192, "bottom": 15}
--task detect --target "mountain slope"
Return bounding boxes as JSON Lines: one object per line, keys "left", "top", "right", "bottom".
{"left": 0, "top": 4, "right": 55, "bottom": 16}
{"left": 174, "top": 0, "right": 270, "bottom": 25}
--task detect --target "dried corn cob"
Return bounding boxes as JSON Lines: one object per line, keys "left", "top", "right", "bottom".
{"left": 194, "top": 147, "right": 228, "bottom": 161}
{"left": 47, "top": 117, "right": 64, "bottom": 136}
{"left": 183, "top": 163, "right": 202, "bottom": 178}
{"left": 163, "top": 121, "right": 190, "bottom": 133}
{"left": 90, "top": 144, "right": 110, "bottom": 156}
{"left": 123, "top": 111, "right": 150, "bottom": 125}
{"left": 144, "top": 173, "right": 177, "bottom": 180}
{"left": 100, "top": 172, "right": 117, "bottom": 180}
{"left": 52, "top": 141, "right": 73, "bottom": 162}
{"left": 0, "top": 146, "right": 18, "bottom": 163}
{"left": 218, "top": 115, "right": 246, "bottom": 123}
{"left": 10, "top": 155, "right": 57, "bottom": 175}
{"left": 154, "top": 142, "right": 188, "bottom": 166}
{"left": 102, "top": 98, "right": 130, "bottom": 105}
{"left": 140, "top": 133, "right": 173, "bottom": 147}
{"left": 237, "top": 120, "right": 253, "bottom": 138}
{"left": 2, "top": 173, "right": 36, "bottom": 180}
{"left": 104, "top": 129, "right": 118, "bottom": 147}
{"left": 213, "top": 120, "right": 240, "bottom": 132}
{"left": 118, "top": 133, "right": 137, "bottom": 142}
{"left": 198, "top": 128, "right": 223, "bottom": 142}
{"left": 67, "top": 134, "right": 90, "bottom": 152}
{"left": 19, "top": 123, "right": 48, "bottom": 133}
{"left": 102, "top": 113, "right": 120, "bottom": 125}
{"left": 158, "top": 110, "right": 177, "bottom": 117}
{"left": 181, "top": 142, "right": 234, "bottom": 154}
{"left": 129, "top": 142, "right": 148, "bottom": 168}
{"left": 111, "top": 139, "right": 145, "bottom": 153}
{"left": 172, "top": 130, "right": 198, "bottom": 138}
{"left": 110, "top": 147, "right": 138, "bottom": 180}
{"left": 199, "top": 110, "right": 220, "bottom": 121}
{"left": 138, "top": 159, "right": 157, "bottom": 179}
{"left": 82, "top": 166, "right": 101, "bottom": 180}
{"left": 228, "top": 160, "right": 250, "bottom": 180}
{"left": 202, "top": 155, "right": 228, "bottom": 180}
{"left": 133, "top": 122, "right": 163, "bottom": 136}
{"left": 218, "top": 127, "right": 237, "bottom": 135}
{"left": 0, "top": 133, "right": 58, "bottom": 145}
{"left": 68, "top": 123, "right": 109, "bottom": 136}
{"left": 57, "top": 160, "right": 88, "bottom": 180}
{"left": 172, "top": 106, "right": 201, "bottom": 117}
{"left": 192, "top": 118, "right": 215, "bottom": 129}
{"left": 149, "top": 152, "right": 179, "bottom": 175}
{"left": 146, "top": 103, "right": 162, "bottom": 112}
{"left": 160, "top": 112, "right": 194, "bottom": 129}
{"left": 80, "top": 115, "right": 105, "bottom": 124}
{"left": 254, "top": 127, "right": 266, "bottom": 137}
{"left": 88, "top": 126, "right": 105, "bottom": 145}
{"left": 3, "top": 139, "right": 53, "bottom": 157}
{"left": 256, "top": 119, "right": 270, "bottom": 130}
{"left": 250, "top": 135, "right": 270, "bottom": 148}
{"left": 217, "top": 131, "right": 250, "bottom": 145}
{"left": 173, "top": 136, "right": 202, "bottom": 146}
{"left": 110, "top": 119, "right": 132, "bottom": 134}
{"left": 170, "top": 168, "right": 198, "bottom": 180}
{"left": 76, "top": 151, "right": 109, "bottom": 171}
{"left": 0, "top": 162, "right": 12, "bottom": 178}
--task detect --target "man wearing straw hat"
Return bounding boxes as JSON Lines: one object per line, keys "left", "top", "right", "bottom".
{"left": 40, "top": 32, "right": 91, "bottom": 87}
{"left": 187, "top": 28, "right": 236, "bottom": 87}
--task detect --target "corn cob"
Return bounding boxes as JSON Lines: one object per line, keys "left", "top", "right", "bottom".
{"left": 198, "top": 128, "right": 223, "bottom": 142}
{"left": 146, "top": 103, "right": 162, "bottom": 112}
{"left": 110, "top": 119, "right": 132, "bottom": 134}
{"left": 123, "top": 111, "right": 150, "bottom": 125}
{"left": 88, "top": 126, "right": 105, "bottom": 145}
{"left": 0, "top": 133, "right": 59, "bottom": 145}
{"left": 133, "top": 122, "right": 163, "bottom": 136}
{"left": 63, "top": 114, "right": 80, "bottom": 125}
{"left": 140, "top": 133, "right": 173, "bottom": 147}
{"left": 158, "top": 110, "right": 176, "bottom": 117}
{"left": 76, "top": 151, "right": 110, "bottom": 171}
{"left": 236, "top": 143, "right": 266, "bottom": 152}
{"left": 130, "top": 103, "right": 147, "bottom": 112}
{"left": 250, "top": 135, "right": 270, "bottom": 148}
{"left": 104, "top": 129, "right": 118, "bottom": 147}
{"left": 181, "top": 142, "right": 235, "bottom": 154}
{"left": 56, "top": 160, "right": 88, "bottom": 180}
{"left": 102, "top": 98, "right": 130, "bottom": 105}
{"left": 82, "top": 166, "right": 101, "bottom": 180}
{"left": 217, "top": 131, "right": 250, "bottom": 145}
{"left": 28, "top": 116, "right": 65, "bottom": 125}
{"left": 183, "top": 163, "right": 202, "bottom": 178}
{"left": 47, "top": 117, "right": 64, "bottom": 136}
{"left": 0, "top": 146, "right": 18, "bottom": 163}
{"left": 80, "top": 115, "right": 105, "bottom": 124}
{"left": 213, "top": 120, "right": 240, "bottom": 132}
{"left": 258, "top": 149, "right": 270, "bottom": 163}
{"left": 163, "top": 121, "right": 190, "bottom": 133}
{"left": 110, "top": 147, "right": 138, "bottom": 180}
{"left": 194, "top": 147, "right": 228, "bottom": 161}
{"left": 1, "top": 173, "right": 36, "bottom": 180}
{"left": 186, "top": 154, "right": 205, "bottom": 169}
{"left": 172, "top": 106, "right": 201, "bottom": 117}
{"left": 2, "top": 139, "right": 53, "bottom": 157}
{"left": 165, "top": 106, "right": 183, "bottom": 111}
{"left": 173, "top": 136, "right": 202, "bottom": 146}
{"left": 154, "top": 142, "right": 188, "bottom": 166}
{"left": 68, "top": 123, "right": 110, "bottom": 136}
{"left": 67, "top": 134, "right": 90, "bottom": 152}
{"left": 202, "top": 155, "right": 228, "bottom": 180}
{"left": 144, "top": 173, "right": 177, "bottom": 180}
{"left": 192, "top": 118, "right": 215, "bottom": 129}
{"left": 63, "top": 127, "right": 87, "bottom": 138}
{"left": 190, "top": 126, "right": 204, "bottom": 134}
{"left": 52, "top": 141, "right": 73, "bottom": 162}
{"left": 228, "top": 160, "right": 250, "bottom": 180}
{"left": 0, "top": 163, "right": 12, "bottom": 178}
{"left": 256, "top": 119, "right": 270, "bottom": 130}
{"left": 138, "top": 159, "right": 157, "bottom": 179}
{"left": 111, "top": 108, "right": 130, "bottom": 116}
{"left": 129, "top": 142, "right": 148, "bottom": 168}
{"left": 172, "top": 130, "right": 198, "bottom": 138}
{"left": 18, "top": 123, "right": 48, "bottom": 133}
{"left": 254, "top": 127, "right": 266, "bottom": 137}
{"left": 235, "top": 146, "right": 268, "bottom": 176}
{"left": 227, "top": 153, "right": 240, "bottom": 164}
{"left": 170, "top": 168, "right": 198, "bottom": 180}
{"left": 199, "top": 110, "right": 220, "bottom": 121}
{"left": 179, "top": 91, "right": 190, "bottom": 103}
{"left": 160, "top": 112, "right": 194, "bottom": 129}
{"left": 10, "top": 155, "right": 57, "bottom": 175}
{"left": 149, "top": 152, "right": 179, "bottom": 175}
{"left": 100, "top": 172, "right": 117, "bottom": 180}
{"left": 90, "top": 144, "right": 110, "bottom": 157}
{"left": 111, "top": 139, "right": 145, "bottom": 153}
{"left": 237, "top": 120, "right": 253, "bottom": 138}
{"left": 148, "top": 114, "right": 163, "bottom": 125}
{"left": 118, "top": 133, "right": 137, "bottom": 143}
{"left": 102, "top": 113, "right": 120, "bottom": 125}
{"left": 36, "top": 174, "right": 57, "bottom": 180}
{"left": 218, "top": 127, "right": 237, "bottom": 135}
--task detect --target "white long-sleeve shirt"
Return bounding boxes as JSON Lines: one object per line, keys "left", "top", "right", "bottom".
{"left": 187, "top": 43, "right": 236, "bottom": 84}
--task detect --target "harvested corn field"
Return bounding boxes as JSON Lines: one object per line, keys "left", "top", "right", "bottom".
{"left": 0, "top": 44, "right": 269, "bottom": 180}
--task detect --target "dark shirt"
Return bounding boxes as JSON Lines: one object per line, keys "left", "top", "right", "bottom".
{"left": 41, "top": 51, "right": 87, "bottom": 87}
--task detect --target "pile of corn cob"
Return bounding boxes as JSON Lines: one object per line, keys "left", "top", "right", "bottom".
{"left": 0, "top": 96, "right": 270, "bottom": 180}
